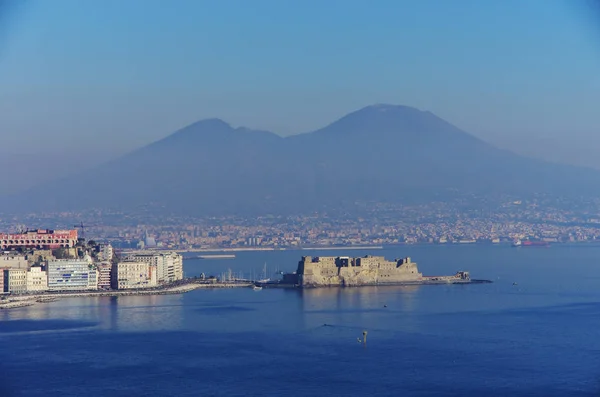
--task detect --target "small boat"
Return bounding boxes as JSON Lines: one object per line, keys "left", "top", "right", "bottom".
{"left": 257, "top": 279, "right": 270, "bottom": 284}
{"left": 253, "top": 285, "right": 262, "bottom": 291}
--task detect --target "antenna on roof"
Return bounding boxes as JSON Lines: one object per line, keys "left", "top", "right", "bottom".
{"left": 74, "top": 222, "right": 85, "bottom": 240}
{"left": 73, "top": 222, "right": 97, "bottom": 240}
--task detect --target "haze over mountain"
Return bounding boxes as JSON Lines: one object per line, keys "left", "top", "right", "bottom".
{"left": 5, "top": 104, "right": 600, "bottom": 215}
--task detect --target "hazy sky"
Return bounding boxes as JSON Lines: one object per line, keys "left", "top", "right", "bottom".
{"left": 1, "top": 0, "right": 599, "bottom": 170}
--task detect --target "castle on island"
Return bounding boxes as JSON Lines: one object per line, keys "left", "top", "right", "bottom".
{"left": 295, "top": 255, "right": 470, "bottom": 287}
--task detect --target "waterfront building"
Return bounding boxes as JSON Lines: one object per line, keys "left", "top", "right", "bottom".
{"left": 123, "top": 251, "right": 183, "bottom": 284}
{"left": 88, "top": 267, "right": 98, "bottom": 290}
{"left": 47, "top": 260, "right": 98, "bottom": 291}
{"left": 113, "top": 261, "right": 157, "bottom": 290}
{"left": 26, "top": 266, "right": 48, "bottom": 292}
{"left": 0, "top": 252, "right": 28, "bottom": 269}
{"left": 0, "top": 229, "right": 78, "bottom": 251}
{"left": 97, "top": 262, "right": 112, "bottom": 290}
{"left": 1, "top": 268, "right": 27, "bottom": 293}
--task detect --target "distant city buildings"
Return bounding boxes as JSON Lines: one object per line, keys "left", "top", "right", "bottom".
{"left": 144, "top": 231, "right": 157, "bottom": 248}
{"left": 4, "top": 193, "right": 600, "bottom": 291}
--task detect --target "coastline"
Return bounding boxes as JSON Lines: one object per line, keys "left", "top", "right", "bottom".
{"left": 259, "top": 279, "right": 492, "bottom": 289}
{"left": 0, "top": 282, "right": 252, "bottom": 310}
{"left": 1, "top": 277, "right": 493, "bottom": 310}
{"left": 131, "top": 245, "right": 386, "bottom": 254}
{"left": 300, "top": 246, "right": 383, "bottom": 251}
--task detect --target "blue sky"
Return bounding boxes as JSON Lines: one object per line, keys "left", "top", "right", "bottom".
{"left": 0, "top": 0, "right": 599, "bottom": 169}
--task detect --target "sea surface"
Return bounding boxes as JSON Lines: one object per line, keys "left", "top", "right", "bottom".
{"left": 2, "top": 244, "right": 600, "bottom": 396}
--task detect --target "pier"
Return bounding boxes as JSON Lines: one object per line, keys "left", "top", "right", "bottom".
{"left": 189, "top": 254, "right": 236, "bottom": 260}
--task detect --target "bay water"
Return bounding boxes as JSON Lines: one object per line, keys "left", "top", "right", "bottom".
{"left": 2, "top": 245, "right": 600, "bottom": 396}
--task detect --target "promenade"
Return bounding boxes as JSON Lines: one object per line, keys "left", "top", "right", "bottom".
{"left": 0, "top": 281, "right": 252, "bottom": 310}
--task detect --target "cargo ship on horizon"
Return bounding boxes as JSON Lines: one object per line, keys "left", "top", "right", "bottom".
{"left": 512, "top": 239, "right": 550, "bottom": 247}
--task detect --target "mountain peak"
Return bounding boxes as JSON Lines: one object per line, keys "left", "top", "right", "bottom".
{"left": 184, "top": 118, "right": 231, "bottom": 131}
{"left": 304, "top": 103, "right": 438, "bottom": 140}
{"left": 168, "top": 118, "right": 232, "bottom": 138}
{"left": 365, "top": 103, "right": 422, "bottom": 112}
{"left": 344, "top": 103, "right": 428, "bottom": 122}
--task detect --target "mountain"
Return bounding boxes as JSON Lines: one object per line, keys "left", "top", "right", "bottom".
{"left": 4, "top": 104, "right": 600, "bottom": 215}
{"left": 286, "top": 104, "right": 600, "bottom": 201}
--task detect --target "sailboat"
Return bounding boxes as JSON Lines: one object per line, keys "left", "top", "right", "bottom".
{"left": 257, "top": 262, "right": 270, "bottom": 283}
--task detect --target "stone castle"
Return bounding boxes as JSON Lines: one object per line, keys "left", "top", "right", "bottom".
{"left": 297, "top": 255, "right": 423, "bottom": 287}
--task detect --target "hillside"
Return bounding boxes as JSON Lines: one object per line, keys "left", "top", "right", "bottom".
{"left": 4, "top": 104, "right": 600, "bottom": 215}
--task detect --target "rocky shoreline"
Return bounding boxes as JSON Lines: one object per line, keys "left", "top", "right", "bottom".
{"left": 0, "top": 282, "right": 252, "bottom": 310}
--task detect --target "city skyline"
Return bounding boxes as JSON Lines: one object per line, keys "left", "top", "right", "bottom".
{"left": 3, "top": 193, "right": 600, "bottom": 251}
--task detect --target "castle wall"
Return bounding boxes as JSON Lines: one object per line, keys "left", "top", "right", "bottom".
{"left": 297, "top": 255, "right": 423, "bottom": 287}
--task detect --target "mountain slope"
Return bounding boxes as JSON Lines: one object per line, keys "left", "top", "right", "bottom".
{"left": 4, "top": 104, "right": 600, "bottom": 215}
{"left": 287, "top": 104, "right": 600, "bottom": 201}
{"left": 6, "top": 118, "right": 292, "bottom": 214}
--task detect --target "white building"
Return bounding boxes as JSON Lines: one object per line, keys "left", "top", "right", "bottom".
{"left": 97, "top": 262, "right": 112, "bottom": 290}
{"left": 2, "top": 268, "right": 27, "bottom": 293}
{"left": 26, "top": 266, "right": 48, "bottom": 292}
{"left": 0, "top": 253, "right": 28, "bottom": 269}
{"left": 113, "top": 261, "right": 157, "bottom": 290}
{"left": 47, "top": 260, "right": 98, "bottom": 291}
{"left": 123, "top": 251, "right": 183, "bottom": 284}
{"left": 98, "top": 244, "right": 114, "bottom": 262}
{"left": 88, "top": 267, "right": 98, "bottom": 290}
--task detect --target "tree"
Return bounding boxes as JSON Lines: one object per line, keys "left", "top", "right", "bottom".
{"left": 53, "top": 247, "right": 69, "bottom": 259}
{"left": 87, "top": 240, "right": 96, "bottom": 247}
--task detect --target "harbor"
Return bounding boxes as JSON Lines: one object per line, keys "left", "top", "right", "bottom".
{"left": 0, "top": 251, "right": 491, "bottom": 310}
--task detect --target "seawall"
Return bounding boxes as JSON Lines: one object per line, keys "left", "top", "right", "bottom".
{"left": 0, "top": 282, "right": 252, "bottom": 310}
